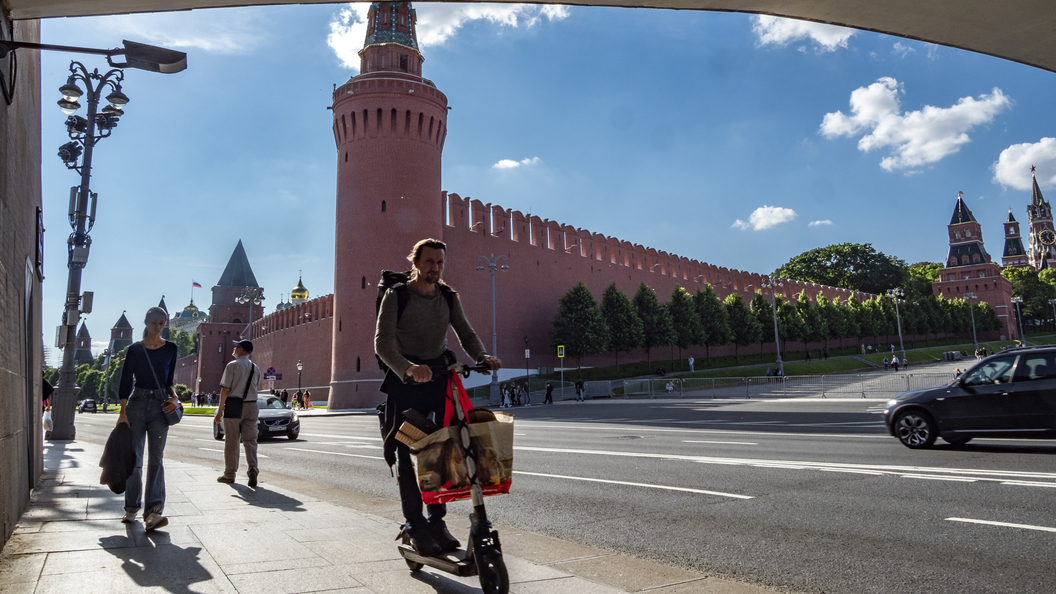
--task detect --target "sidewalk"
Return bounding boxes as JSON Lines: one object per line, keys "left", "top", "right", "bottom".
{"left": 0, "top": 441, "right": 781, "bottom": 594}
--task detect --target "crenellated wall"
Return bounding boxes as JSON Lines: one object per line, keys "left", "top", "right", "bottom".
{"left": 248, "top": 295, "right": 335, "bottom": 398}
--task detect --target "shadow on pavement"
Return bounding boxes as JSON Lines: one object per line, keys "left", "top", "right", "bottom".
{"left": 224, "top": 483, "right": 308, "bottom": 512}
{"left": 99, "top": 535, "right": 214, "bottom": 594}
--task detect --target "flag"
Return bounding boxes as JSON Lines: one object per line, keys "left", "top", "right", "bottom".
{"left": 192, "top": 281, "right": 202, "bottom": 288}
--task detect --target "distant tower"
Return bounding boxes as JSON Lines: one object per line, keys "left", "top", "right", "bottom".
{"left": 1026, "top": 167, "right": 1056, "bottom": 270}
{"left": 329, "top": 1, "right": 448, "bottom": 408}
{"left": 209, "top": 240, "right": 263, "bottom": 326}
{"left": 1001, "top": 209, "right": 1029, "bottom": 268}
{"left": 157, "top": 295, "right": 170, "bottom": 340}
{"left": 171, "top": 299, "right": 208, "bottom": 333}
{"left": 73, "top": 322, "right": 94, "bottom": 367}
{"left": 110, "top": 312, "right": 133, "bottom": 354}
{"left": 933, "top": 192, "right": 1016, "bottom": 339}
{"left": 290, "top": 276, "right": 309, "bottom": 305}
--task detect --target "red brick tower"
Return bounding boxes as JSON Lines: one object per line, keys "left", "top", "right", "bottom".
{"left": 1002, "top": 209, "right": 1029, "bottom": 268}
{"left": 932, "top": 193, "right": 1017, "bottom": 339}
{"left": 329, "top": 1, "right": 449, "bottom": 408}
{"left": 1026, "top": 167, "right": 1056, "bottom": 270}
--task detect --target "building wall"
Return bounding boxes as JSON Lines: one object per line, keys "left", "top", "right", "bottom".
{"left": 249, "top": 295, "right": 334, "bottom": 399}
{"left": 0, "top": 15, "right": 43, "bottom": 548}
{"left": 173, "top": 354, "right": 199, "bottom": 391}
{"left": 932, "top": 262, "right": 1017, "bottom": 340}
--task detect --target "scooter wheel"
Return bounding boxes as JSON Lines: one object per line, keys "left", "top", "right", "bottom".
{"left": 404, "top": 558, "right": 423, "bottom": 572}
{"left": 476, "top": 548, "right": 509, "bottom": 594}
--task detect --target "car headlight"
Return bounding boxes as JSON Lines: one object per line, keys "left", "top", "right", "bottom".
{"left": 886, "top": 399, "right": 898, "bottom": 409}
{"left": 292, "top": 413, "right": 299, "bottom": 422}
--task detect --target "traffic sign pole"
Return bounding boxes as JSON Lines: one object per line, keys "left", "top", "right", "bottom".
{"left": 558, "top": 345, "right": 565, "bottom": 399}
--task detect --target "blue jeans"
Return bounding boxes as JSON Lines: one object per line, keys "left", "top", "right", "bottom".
{"left": 124, "top": 389, "right": 169, "bottom": 517}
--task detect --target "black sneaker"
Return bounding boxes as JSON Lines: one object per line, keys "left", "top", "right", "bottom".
{"left": 406, "top": 523, "right": 443, "bottom": 557}
{"left": 428, "top": 519, "right": 461, "bottom": 551}
{"left": 248, "top": 468, "right": 259, "bottom": 488}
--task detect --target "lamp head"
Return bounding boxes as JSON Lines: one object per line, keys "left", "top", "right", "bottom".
{"left": 59, "top": 77, "right": 83, "bottom": 101}
{"left": 106, "top": 87, "right": 129, "bottom": 109}
{"left": 57, "top": 98, "right": 81, "bottom": 115}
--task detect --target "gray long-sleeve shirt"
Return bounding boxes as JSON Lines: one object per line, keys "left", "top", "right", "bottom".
{"left": 374, "top": 284, "right": 488, "bottom": 379}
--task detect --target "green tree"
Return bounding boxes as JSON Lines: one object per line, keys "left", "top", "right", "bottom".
{"left": 750, "top": 291, "right": 774, "bottom": 356}
{"left": 600, "top": 283, "right": 643, "bottom": 371}
{"left": 173, "top": 384, "right": 192, "bottom": 401}
{"left": 550, "top": 282, "right": 610, "bottom": 373}
{"left": 668, "top": 286, "right": 703, "bottom": 367}
{"left": 694, "top": 285, "right": 731, "bottom": 362}
{"left": 101, "top": 346, "right": 129, "bottom": 407}
{"left": 777, "top": 298, "right": 805, "bottom": 357}
{"left": 774, "top": 243, "right": 907, "bottom": 295}
{"left": 724, "top": 293, "right": 762, "bottom": 361}
{"left": 44, "top": 366, "right": 59, "bottom": 386}
{"left": 815, "top": 294, "right": 845, "bottom": 349}
{"left": 904, "top": 262, "right": 943, "bottom": 299}
{"left": 79, "top": 369, "right": 103, "bottom": 401}
{"left": 170, "top": 328, "right": 198, "bottom": 358}
{"left": 1003, "top": 266, "right": 1056, "bottom": 325}
{"left": 633, "top": 283, "right": 675, "bottom": 369}
{"left": 797, "top": 291, "right": 828, "bottom": 354}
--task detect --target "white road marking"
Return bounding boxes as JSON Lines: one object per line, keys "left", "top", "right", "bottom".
{"left": 299, "top": 432, "right": 381, "bottom": 441}
{"left": 198, "top": 448, "right": 268, "bottom": 458}
{"left": 683, "top": 440, "right": 759, "bottom": 445}
{"left": 900, "top": 474, "right": 977, "bottom": 482}
{"left": 513, "top": 471, "right": 753, "bottom": 500}
{"left": 520, "top": 422, "right": 892, "bottom": 440}
{"left": 947, "top": 517, "right": 1056, "bottom": 533}
{"left": 583, "top": 418, "right": 633, "bottom": 423}
{"left": 285, "top": 447, "right": 381, "bottom": 460}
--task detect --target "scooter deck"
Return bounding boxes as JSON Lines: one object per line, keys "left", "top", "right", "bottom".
{"left": 398, "top": 544, "right": 477, "bottom": 577}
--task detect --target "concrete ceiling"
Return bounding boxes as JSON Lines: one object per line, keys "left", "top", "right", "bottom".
{"left": 6, "top": 0, "right": 1056, "bottom": 74}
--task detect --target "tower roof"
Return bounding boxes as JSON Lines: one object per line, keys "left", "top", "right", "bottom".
{"left": 216, "top": 240, "right": 259, "bottom": 288}
{"left": 76, "top": 322, "right": 90, "bottom": 337}
{"left": 949, "top": 194, "right": 978, "bottom": 225}
{"left": 291, "top": 276, "right": 309, "bottom": 301}
{"left": 363, "top": 1, "right": 419, "bottom": 52}
{"left": 1033, "top": 169, "right": 1048, "bottom": 207}
{"left": 158, "top": 295, "right": 168, "bottom": 313}
{"left": 113, "top": 313, "right": 132, "bottom": 329}
{"left": 1007, "top": 208, "right": 1017, "bottom": 223}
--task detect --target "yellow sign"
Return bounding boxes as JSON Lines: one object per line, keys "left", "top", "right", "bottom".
{"left": 557, "top": 345, "right": 565, "bottom": 358}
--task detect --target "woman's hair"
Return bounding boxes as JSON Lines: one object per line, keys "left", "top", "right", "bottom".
{"left": 142, "top": 306, "right": 168, "bottom": 339}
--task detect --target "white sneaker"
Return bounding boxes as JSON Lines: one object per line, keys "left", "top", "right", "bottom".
{"left": 121, "top": 510, "right": 136, "bottom": 524}
{"left": 144, "top": 512, "right": 168, "bottom": 531}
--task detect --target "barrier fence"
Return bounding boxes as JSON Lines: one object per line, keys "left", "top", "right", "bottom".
{"left": 620, "top": 373, "right": 955, "bottom": 400}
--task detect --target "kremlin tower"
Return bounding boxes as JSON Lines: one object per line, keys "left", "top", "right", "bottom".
{"left": 1026, "top": 167, "right": 1056, "bottom": 270}
{"left": 329, "top": 1, "right": 448, "bottom": 406}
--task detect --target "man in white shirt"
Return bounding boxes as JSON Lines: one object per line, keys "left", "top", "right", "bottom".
{"left": 215, "top": 340, "right": 261, "bottom": 487}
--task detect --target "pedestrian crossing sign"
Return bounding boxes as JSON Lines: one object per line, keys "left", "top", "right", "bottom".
{"left": 557, "top": 345, "right": 565, "bottom": 358}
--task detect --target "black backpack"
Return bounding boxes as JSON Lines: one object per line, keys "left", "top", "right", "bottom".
{"left": 374, "top": 270, "right": 456, "bottom": 372}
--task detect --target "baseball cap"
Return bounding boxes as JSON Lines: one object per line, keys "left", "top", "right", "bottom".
{"left": 233, "top": 340, "right": 253, "bottom": 353}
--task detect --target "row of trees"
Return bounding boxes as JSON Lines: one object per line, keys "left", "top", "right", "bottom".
{"left": 550, "top": 281, "right": 1002, "bottom": 371}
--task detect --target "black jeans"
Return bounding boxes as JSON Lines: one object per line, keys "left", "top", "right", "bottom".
{"left": 385, "top": 372, "right": 449, "bottom": 528}
{"left": 397, "top": 441, "right": 446, "bottom": 527}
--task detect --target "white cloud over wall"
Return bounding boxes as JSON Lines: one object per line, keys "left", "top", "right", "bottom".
{"left": 751, "top": 15, "right": 854, "bottom": 53}
{"left": 808, "top": 220, "right": 833, "bottom": 227}
{"left": 329, "top": 3, "right": 570, "bottom": 71}
{"left": 732, "top": 206, "right": 797, "bottom": 231}
{"left": 820, "top": 77, "right": 1011, "bottom": 172}
{"left": 93, "top": 9, "right": 269, "bottom": 54}
{"left": 993, "top": 138, "right": 1056, "bottom": 190}
{"left": 493, "top": 156, "right": 541, "bottom": 169}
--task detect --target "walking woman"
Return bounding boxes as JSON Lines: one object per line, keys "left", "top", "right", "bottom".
{"left": 117, "top": 307, "right": 179, "bottom": 530}
{"left": 303, "top": 389, "right": 313, "bottom": 409}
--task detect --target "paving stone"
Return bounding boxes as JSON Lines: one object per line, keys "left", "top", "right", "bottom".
{"left": 551, "top": 554, "right": 703, "bottom": 593}
{"left": 3, "top": 530, "right": 135, "bottom": 555}
{"left": 189, "top": 524, "right": 319, "bottom": 566}
{"left": 227, "top": 564, "right": 365, "bottom": 594}
{"left": 0, "top": 552, "right": 45, "bottom": 584}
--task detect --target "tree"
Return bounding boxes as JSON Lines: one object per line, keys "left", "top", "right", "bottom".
{"left": 749, "top": 291, "right": 774, "bottom": 356}
{"left": 778, "top": 298, "right": 806, "bottom": 356}
{"left": 724, "top": 293, "right": 761, "bottom": 361}
{"left": 633, "top": 283, "right": 675, "bottom": 369}
{"left": 905, "top": 262, "right": 943, "bottom": 299}
{"left": 774, "top": 243, "right": 907, "bottom": 295}
{"left": 1003, "top": 266, "right": 1056, "bottom": 325}
{"left": 694, "top": 285, "right": 731, "bottom": 362}
{"left": 797, "top": 291, "right": 828, "bottom": 354}
{"left": 550, "top": 282, "right": 610, "bottom": 373}
{"left": 170, "top": 328, "right": 198, "bottom": 358}
{"left": 816, "top": 294, "right": 845, "bottom": 349}
{"left": 101, "top": 346, "right": 129, "bottom": 407}
{"left": 600, "top": 283, "right": 643, "bottom": 371}
{"left": 668, "top": 286, "right": 703, "bottom": 367}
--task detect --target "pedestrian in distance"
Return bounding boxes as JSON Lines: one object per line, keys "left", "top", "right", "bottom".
{"left": 883, "top": 357, "right": 889, "bottom": 371}
{"left": 544, "top": 381, "right": 553, "bottom": 404}
{"left": 823, "top": 347, "right": 828, "bottom": 360}
{"left": 215, "top": 339, "right": 261, "bottom": 487}
{"left": 303, "top": 389, "right": 313, "bottom": 409}
{"left": 118, "top": 306, "right": 180, "bottom": 531}
{"left": 576, "top": 378, "right": 585, "bottom": 401}
{"left": 375, "top": 238, "right": 501, "bottom": 557}
{"left": 523, "top": 383, "right": 531, "bottom": 407}
{"left": 688, "top": 356, "right": 695, "bottom": 373}
{"left": 892, "top": 355, "right": 900, "bottom": 371}
{"left": 280, "top": 388, "right": 289, "bottom": 408}
{"left": 294, "top": 389, "right": 303, "bottom": 410}
{"left": 806, "top": 351, "right": 811, "bottom": 362}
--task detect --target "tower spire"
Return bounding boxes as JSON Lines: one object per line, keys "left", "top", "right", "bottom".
{"left": 360, "top": 2, "right": 423, "bottom": 75}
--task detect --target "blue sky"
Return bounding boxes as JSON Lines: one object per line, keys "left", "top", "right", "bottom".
{"left": 39, "top": 3, "right": 1056, "bottom": 363}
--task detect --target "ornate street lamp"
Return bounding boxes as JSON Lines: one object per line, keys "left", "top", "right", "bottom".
{"left": 886, "top": 288, "right": 908, "bottom": 364}
{"left": 477, "top": 254, "right": 508, "bottom": 405}
{"left": 236, "top": 287, "right": 265, "bottom": 340}
{"left": 48, "top": 44, "right": 186, "bottom": 441}
{"left": 762, "top": 277, "right": 783, "bottom": 375}
{"left": 963, "top": 292, "right": 979, "bottom": 353}
{"left": 1012, "top": 296, "right": 1026, "bottom": 345}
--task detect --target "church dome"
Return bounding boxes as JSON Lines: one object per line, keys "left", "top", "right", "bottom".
{"left": 291, "top": 277, "right": 309, "bottom": 303}
{"left": 174, "top": 300, "right": 203, "bottom": 320}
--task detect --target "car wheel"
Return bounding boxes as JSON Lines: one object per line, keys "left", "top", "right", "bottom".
{"left": 287, "top": 429, "right": 299, "bottom": 440}
{"left": 213, "top": 423, "right": 224, "bottom": 441}
{"left": 942, "top": 436, "right": 972, "bottom": 447}
{"left": 894, "top": 410, "right": 937, "bottom": 449}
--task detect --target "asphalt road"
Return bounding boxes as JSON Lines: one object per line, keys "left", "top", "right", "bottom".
{"left": 71, "top": 395, "right": 1056, "bottom": 594}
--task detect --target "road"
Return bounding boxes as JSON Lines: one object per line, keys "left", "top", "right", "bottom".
{"left": 71, "top": 395, "right": 1056, "bottom": 594}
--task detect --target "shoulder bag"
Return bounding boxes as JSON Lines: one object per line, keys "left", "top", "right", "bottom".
{"left": 141, "top": 343, "right": 183, "bottom": 426}
{"left": 223, "top": 364, "right": 255, "bottom": 419}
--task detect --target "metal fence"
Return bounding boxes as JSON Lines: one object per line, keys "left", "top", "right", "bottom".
{"left": 620, "top": 373, "right": 955, "bottom": 399}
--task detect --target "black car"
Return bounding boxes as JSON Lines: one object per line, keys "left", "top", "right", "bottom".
{"left": 884, "top": 347, "right": 1056, "bottom": 449}
{"left": 213, "top": 396, "right": 301, "bottom": 441}
{"left": 78, "top": 399, "right": 97, "bottom": 413}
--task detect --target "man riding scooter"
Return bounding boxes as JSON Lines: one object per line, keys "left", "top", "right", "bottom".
{"left": 376, "top": 238, "right": 502, "bottom": 556}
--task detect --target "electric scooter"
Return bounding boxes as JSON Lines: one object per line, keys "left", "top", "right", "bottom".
{"left": 397, "top": 362, "right": 510, "bottom": 594}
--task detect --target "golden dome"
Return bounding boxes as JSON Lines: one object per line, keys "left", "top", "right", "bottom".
{"left": 290, "top": 277, "right": 309, "bottom": 302}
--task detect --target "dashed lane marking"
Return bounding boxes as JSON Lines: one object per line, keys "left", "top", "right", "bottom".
{"left": 683, "top": 440, "right": 759, "bottom": 446}
{"left": 513, "top": 471, "right": 753, "bottom": 500}
{"left": 947, "top": 517, "right": 1056, "bottom": 533}
{"left": 285, "top": 447, "right": 381, "bottom": 460}
{"left": 197, "top": 448, "right": 268, "bottom": 458}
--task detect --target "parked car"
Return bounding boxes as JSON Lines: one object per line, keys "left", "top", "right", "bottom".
{"left": 884, "top": 347, "right": 1056, "bottom": 449}
{"left": 213, "top": 396, "right": 300, "bottom": 441}
{"left": 78, "top": 399, "right": 97, "bottom": 414}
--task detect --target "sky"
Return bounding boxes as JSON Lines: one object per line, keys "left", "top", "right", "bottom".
{"left": 38, "top": 3, "right": 1056, "bottom": 364}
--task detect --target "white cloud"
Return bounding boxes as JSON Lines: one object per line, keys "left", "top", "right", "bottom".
{"left": 329, "top": 3, "right": 570, "bottom": 71}
{"left": 751, "top": 15, "right": 854, "bottom": 53}
{"left": 808, "top": 220, "right": 833, "bottom": 227}
{"left": 493, "top": 156, "right": 540, "bottom": 169}
{"left": 993, "top": 138, "right": 1056, "bottom": 191}
{"left": 820, "top": 77, "right": 1011, "bottom": 172}
{"left": 93, "top": 9, "right": 268, "bottom": 54}
{"left": 732, "top": 206, "right": 798, "bottom": 231}
{"left": 892, "top": 41, "right": 915, "bottom": 58}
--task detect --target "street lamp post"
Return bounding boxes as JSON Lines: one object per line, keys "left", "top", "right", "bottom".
{"left": 523, "top": 335, "right": 529, "bottom": 398}
{"left": 964, "top": 292, "right": 979, "bottom": 353}
{"left": 1048, "top": 299, "right": 1056, "bottom": 333}
{"left": 297, "top": 360, "right": 303, "bottom": 393}
{"left": 43, "top": 42, "right": 186, "bottom": 441}
{"left": 236, "top": 287, "right": 265, "bottom": 340}
{"left": 1012, "top": 296, "right": 1026, "bottom": 345}
{"left": 763, "top": 277, "right": 784, "bottom": 375}
{"left": 477, "top": 254, "right": 508, "bottom": 406}
{"left": 99, "top": 348, "right": 112, "bottom": 412}
{"left": 886, "top": 288, "right": 908, "bottom": 364}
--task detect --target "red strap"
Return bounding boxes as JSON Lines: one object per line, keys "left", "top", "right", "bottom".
{"left": 443, "top": 371, "right": 474, "bottom": 427}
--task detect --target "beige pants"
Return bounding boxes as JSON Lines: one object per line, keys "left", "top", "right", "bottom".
{"left": 222, "top": 400, "right": 258, "bottom": 479}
